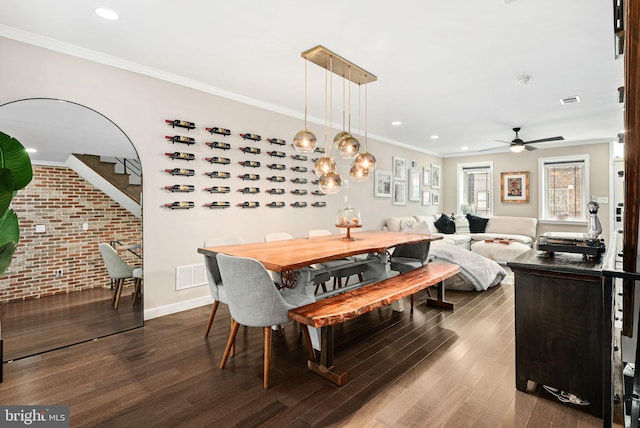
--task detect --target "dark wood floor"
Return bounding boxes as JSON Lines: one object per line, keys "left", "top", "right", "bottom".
{"left": 0, "top": 285, "right": 143, "bottom": 361}
{"left": 0, "top": 280, "right": 602, "bottom": 427}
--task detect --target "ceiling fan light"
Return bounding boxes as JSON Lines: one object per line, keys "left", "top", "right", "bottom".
{"left": 293, "top": 129, "right": 317, "bottom": 153}
{"left": 318, "top": 171, "right": 343, "bottom": 194}
{"left": 314, "top": 156, "right": 336, "bottom": 177}
{"left": 510, "top": 144, "right": 525, "bottom": 153}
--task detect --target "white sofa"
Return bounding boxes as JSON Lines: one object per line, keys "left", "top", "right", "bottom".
{"left": 384, "top": 214, "right": 538, "bottom": 251}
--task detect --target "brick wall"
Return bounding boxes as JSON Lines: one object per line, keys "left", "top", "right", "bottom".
{"left": 0, "top": 165, "right": 142, "bottom": 303}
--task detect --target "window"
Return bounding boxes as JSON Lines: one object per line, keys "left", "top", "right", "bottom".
{"left": 457, "top": 162, "right": 493, "bottom": 215}
{"left": 539, "top": 155, "right": 589, "bottom": 222}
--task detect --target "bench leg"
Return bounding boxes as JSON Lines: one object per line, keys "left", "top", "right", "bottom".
{"left": 426, "top": 281, "right": 454, "bottom": 310}
{"left": 307, "top": 325, "right": 348, "bottom": 386}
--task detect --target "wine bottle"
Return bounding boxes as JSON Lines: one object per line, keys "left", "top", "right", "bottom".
{"left": 205, "top": 157, "right": 231, "bottom": 165}
{"left": 311, "top": 190, "right": 325, "bottom": 196}
{"left": 291, "top": 178, "right": 307, "bottom": 184}
{"left": 291, "top": 154, "right": 308, "bottom": 161}
{"left": 240, "top": 147, "right": 261, "bottom": 154}
{"left": 267, "top": 138, "right": 286, "bottom": 146}
{"left": 166, "top": 135, "right": 196, "bottom": 145}
{"left": 267, "top": 151, "right": 286, "bottom": 158}
{"left": 238, "top": 187, "right": 260, "bottom": 194}
{"left": 165, "top": 184, "right": 195, "bottom": 192}
{"left": 206, "top": 127, "right": 231, "bottom": 136}
{"left": 291, "top": 166, "right": 308, "bottom": 173}
{"left": 314, "top": 147, "right": 325, "bottom": 153}
{"left": 204, "top": 186, "right": 231, "bottom": 193}
{"left": 205, "top": 171, "right": 231, "bottom": 179}
{"left": 267, "top": 164, "right": 286, "bottom": 170}
{"left": 164, "top": 201, "right": 195, "bottom": 209}
{"left": 311, "top": 179, "right": 319, "bottom": 185}
{"left": 240, "top": 133, "right": 262, "bottom": 141}
{"left": 239, "top": 174, "right": 260, "bottom": 181}
{"left": 312, "top": 202, "right": 327, "bottom": 207}
{"left": 237, "top": 201, "right": 260, "bottom": 208}
{"left": 204, "top": 201, "right": 231, "bottom": 209}
{"left": 239, "top": 160, "right": 261, "bottom": 168}
{"left": 206, "top": 141, "right": 231, "bottom": 150}
{"left": 266, "top": 176, "right": 285, "bottom": 182}
{"left": 165, "top": 152, "right": 195, "bottom": 161}
{"left": 291, "top": 202, "right": 307, "bottom": 208}
{"left": 166, "top": 119, "right": 195, "bottom": 130}
{"left": 165, "top": 168, "right": 195, "bottom": 176}
{"left": 267, "top": 202, "right": 285, "bottom": 208}
{"left": 291, "top": 189, "right": 307, "bottom": 195}
{"left": 266, "top": 188, "right": 285, "bottom": 194}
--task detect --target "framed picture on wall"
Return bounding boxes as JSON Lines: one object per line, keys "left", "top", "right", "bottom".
{"left": 374, "top": 170, "right": 392, "bottom": 198}
{"left": 422, "top": 167, "right": 431, "bottom": 186}
{"left": 393, "top": 181, "right": 407, "bottom": 205}
{"left": 431, "top": 164, "right": 441, "bottom": 189}
{"left": 432, "top": 192, "right": 440, "bottom": 206}
{"left": 393, "top": 157, "right": 407, "bottom": 181}
{"left": 422, "top": 190, "right": 431, "bottom": 206}
{"left": 408, "top": 168, "right": 421, "bottom": 201}
{"left": 501, "top": 171, "right": 530, "bottom": 203}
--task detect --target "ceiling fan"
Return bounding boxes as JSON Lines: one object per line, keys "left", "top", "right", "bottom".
{"left": 494, "top": 127, "right": 564, "bottom": 153}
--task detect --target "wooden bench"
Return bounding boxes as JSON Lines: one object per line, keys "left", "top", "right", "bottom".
{"left": 288, "top": 261, "right": 460, "bottom": 385}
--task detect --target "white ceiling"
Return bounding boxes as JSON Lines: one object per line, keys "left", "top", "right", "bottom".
{"left": 0, "top": 0, "right": 625, "bottom": 158}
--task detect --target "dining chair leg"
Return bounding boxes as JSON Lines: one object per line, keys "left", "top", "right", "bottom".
{"left": 111, "top": 279, "right": 119, "bottom": 305}
{"left": 113, "top": 279, "right": 125, "bottom": 309}
{"left": 300, "top": 323, "right": 315, "bottom": 360}
{"left": 230, "top": 318, "right": 235, "bottom": 356}
{"left": 264, "top": 326, "right": 271, "bottom": 389}
{"left": 220, "top": 320, "right": 240, "bottom": 369}
{"left": 204, "top": 300, "right": 220, "bottom": 337}
{"left": 132, "top": 278, "right": 142, "bottom": 308}
{"left": 410, "top": 295, "right": 414, "bottom": 310}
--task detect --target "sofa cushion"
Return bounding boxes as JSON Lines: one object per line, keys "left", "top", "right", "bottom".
{"left": 454, "top": 215, "right": 470, "bottom": 234}
{"left": 485, "top": 216, "right": 537, "bottom": 239}
{"left": 385, "top": 216, "right": 416, "bottom": 233}
{"left": 466, "top": 214, "right": 490, "bottom": 233}
{"left": 434, "top": 214, "right": 456, "bottom": 234}
{"left": 413, "top": 215, "right": 436, "bottom": 233}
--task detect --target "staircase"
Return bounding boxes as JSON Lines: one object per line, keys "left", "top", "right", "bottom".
{"left": 68, "top": 154, "right": 142, "bottom": 217}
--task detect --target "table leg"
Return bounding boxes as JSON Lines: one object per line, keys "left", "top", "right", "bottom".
{"left": 307, "top": 325, "right": 348, "bottom": 386}
{"left": 426, "top": 280, "right": 454, "bottom": 310}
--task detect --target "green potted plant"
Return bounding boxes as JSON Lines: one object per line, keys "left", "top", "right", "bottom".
{"left": 0, "top": 131, "right": 33, "bottom": 276}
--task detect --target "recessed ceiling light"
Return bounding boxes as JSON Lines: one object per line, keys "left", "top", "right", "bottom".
{"left": 95, "top": 7, "right": 119, "bottom": 21}
{"left": 391, "top": 121, "right": 402, "bottom": 126}
{"left": 430, "top": 135, "right": 439, "bottom": 140}
{"left": 461, "top": 146, "right": 469, "bottom": 151}
{"left": 26, "top": 148, "right": 37, "bottom": 153}
{"left": 560, "top": 95, "right": 581, "bottom": 105}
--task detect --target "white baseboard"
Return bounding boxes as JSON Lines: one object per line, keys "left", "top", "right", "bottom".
{"left": 144, "top": 295, "right": 213, "bottom": 320}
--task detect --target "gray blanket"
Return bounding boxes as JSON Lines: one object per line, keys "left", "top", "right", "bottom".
{"left": 428, "top": 243, "right": 507, "bottom": 291}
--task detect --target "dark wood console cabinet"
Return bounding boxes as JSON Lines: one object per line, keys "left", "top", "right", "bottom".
{"left": 508, "top": 250, "right": 612, "bottom": 423}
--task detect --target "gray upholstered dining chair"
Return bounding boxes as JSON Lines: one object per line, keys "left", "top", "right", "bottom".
{"left": 308, "top": 229, "right": 368, "bottom": 290}
{"left": 216, "top": 253, "right": 314, "bottom": 388}
{"left": 99, "top": 243, "right": 138, "bottom": 309}
{"left": 202, "top": 237, "right": 245, "bottom": 337}
{"left": 390, "top": 240, "right": 432, "bottom": 307}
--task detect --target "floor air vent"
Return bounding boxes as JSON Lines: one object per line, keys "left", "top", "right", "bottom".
{"left": 175, "top": 263, "right": 207, "bottom": 290}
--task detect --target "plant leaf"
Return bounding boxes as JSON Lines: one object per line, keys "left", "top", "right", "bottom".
{"left": 0, "top": 131, "right": 33, "bottom": 191}
{"left": 0, "top": 168, "right": 14, "bottom": 218}
{"left": 0, "top": 209, "right": 19, "bottom": 245}
{"left": 0, "top": 241, "right": 18, "bottom": 277}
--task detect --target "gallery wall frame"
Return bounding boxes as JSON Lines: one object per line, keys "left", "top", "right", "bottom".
{"left": 501, "top": 171, "right": 530, "bottom": 203}
{"left": 408, "top": 168, "right": 421, "bottom": 201}
{"left": 374, "top": 170, "right": 392, "bottom": 198}
{"left": 422, "top": 167, "right": 431, "bottom": 186}
{"left": 393, "top": 181, "right": 407, "bottom": 205}
{"left": 422, "top": 190, "right": 431, "bottom": 206}
{"left": 393, "top": 157, "right": 407, "bottom": 181}
{"left": 432, "top": 192, "right": 440, "bottom": 206}
{"left": 431, "top": 163, "right": 441, "bottom": 189}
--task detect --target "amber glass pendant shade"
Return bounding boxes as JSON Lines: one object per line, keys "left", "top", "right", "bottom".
{"left": 349, "top": 164, "right": 369, "bottom": 182}
{"left": 337, "top": 136, "right": 360, "bottom": 159}
{"left": 293, "top": 129, "right": 317, "bottom": 153}
{"left": 354, "top": 151, "right": 376, "bottom": 173}
{"left": 318, "top": 171, "right": 343, "bottom": 194}
{"left": 314, "top": 156, "right": 336, "bottom": 177}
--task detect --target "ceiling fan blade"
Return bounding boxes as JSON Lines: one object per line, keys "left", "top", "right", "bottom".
{"left": 524, "top": 136, "right": 564, "bottom": 144}
{"left": 493, "top": 140, "right": 512, "bottom": 144}
{"left": 524, "top": 145, "right": 538, "bottom": 151}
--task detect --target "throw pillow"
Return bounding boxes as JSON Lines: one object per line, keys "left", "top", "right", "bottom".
{"left": 399, "top": 218, "right": 417, "bottom": 231}
{"left": 434, "top": 213, "right": 456, "bottom": 234}
{"left": 466, "top": 213, "right": 490, "bottom": 233}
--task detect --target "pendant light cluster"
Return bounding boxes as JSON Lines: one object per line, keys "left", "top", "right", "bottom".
{"left": 293, "top": 45, "right": 377, "bottom": 194}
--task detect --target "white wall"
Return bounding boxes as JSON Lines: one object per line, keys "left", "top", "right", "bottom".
{"left": 0, "top": 37, "right": 444, "bottom": 317}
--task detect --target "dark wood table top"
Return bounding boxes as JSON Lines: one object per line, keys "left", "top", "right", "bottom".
{"left": 198, "top": 230, "right": 440, "bottom": 272}
{"left": 507, "top": 249, "right": 604, "bottom": 277}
